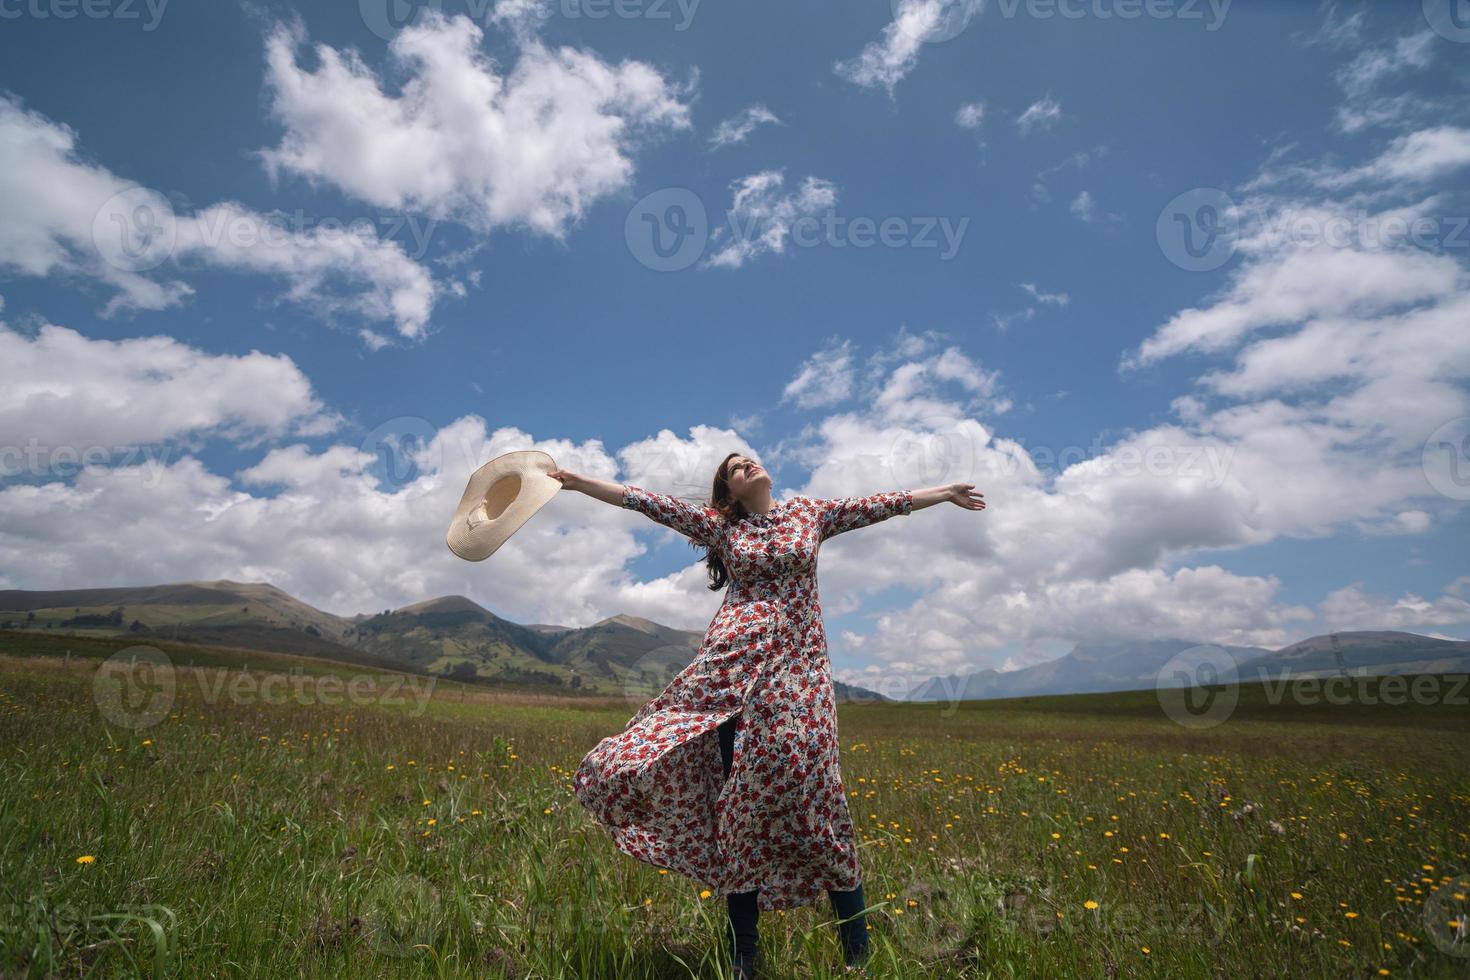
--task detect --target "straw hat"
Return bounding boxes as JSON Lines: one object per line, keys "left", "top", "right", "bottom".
{"left": 446, "top": 450, "right": 562, "bottom": 561}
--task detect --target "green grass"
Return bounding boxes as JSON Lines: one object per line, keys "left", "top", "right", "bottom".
{"left": 1, "top": 632, "right": 1467, "bottom": 978}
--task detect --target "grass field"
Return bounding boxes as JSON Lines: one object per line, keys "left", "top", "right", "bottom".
{"left": 1, "top": 631, "right": 1467, "bottom": 978}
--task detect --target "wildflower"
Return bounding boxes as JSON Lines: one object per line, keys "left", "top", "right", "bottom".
{"left": 75, "top": 855, "right": 96, "bottom": 865}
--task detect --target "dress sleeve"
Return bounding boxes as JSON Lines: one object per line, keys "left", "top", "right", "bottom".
{"left": 621, "top": 484, "right": 723, "bottom": 547}
{"left": 814, "top": 490, "right": 913, "bottom": 541}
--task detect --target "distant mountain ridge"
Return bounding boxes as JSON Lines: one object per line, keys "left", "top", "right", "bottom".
{"left": 908, "top": 631, "right": 1470, "bottom": 702}
{"left": 0, "top": 580, "right": 889, "bottom": 702}
{"left": 5, "top": 581, "right": 1464, "bottom": 703}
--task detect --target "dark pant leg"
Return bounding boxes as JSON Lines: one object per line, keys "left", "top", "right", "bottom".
{"left": 828, "top": 882, "right": 870, "bottom": 964}
{"left": 718, "top": 712, "right": 759, "bottom": 973}
{"left": 718, "top": 711, "right": 738, "bottom": 779}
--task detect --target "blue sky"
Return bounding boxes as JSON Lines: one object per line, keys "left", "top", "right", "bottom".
{"left": 2, "top": 0, "right": 1468, "bottom": 690}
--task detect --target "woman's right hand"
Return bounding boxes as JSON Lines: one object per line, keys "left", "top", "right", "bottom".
{"left": 548, "top": 468, "right": 583, "bottom": 492}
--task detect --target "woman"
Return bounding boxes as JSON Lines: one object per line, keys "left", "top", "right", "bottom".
{"left": 555, "top": 454, "right": 984, "bottom": 977}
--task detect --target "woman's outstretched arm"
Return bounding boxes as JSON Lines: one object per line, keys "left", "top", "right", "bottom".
{"left": 814, "top": 482, "right": 984, "bottom": 541}
{"left": 549, "top": 468, "right": 723, "bottom": 546}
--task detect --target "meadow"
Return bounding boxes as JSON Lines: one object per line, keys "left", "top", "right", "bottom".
{"left": 1, "top": 631, "right": 1467, "bottom": 978}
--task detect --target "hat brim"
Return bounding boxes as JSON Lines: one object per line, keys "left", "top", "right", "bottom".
{"left": 446, "top": 450, "right": 561, "bottom": 561}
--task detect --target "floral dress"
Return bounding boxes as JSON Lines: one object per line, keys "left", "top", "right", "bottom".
{"left": 572, "top": 484, "right": 913, "bottom": 912}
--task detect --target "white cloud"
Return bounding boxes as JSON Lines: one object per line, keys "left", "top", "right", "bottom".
{"left": 703, "top": 171, "right": 838, "bottom": 269}
{"left": 1316, "top": 582, "right": 1470, "bottom": 631}
{"left": 782, "top": 340, "right": 856, "bottom": 409}
{"left": 0, "top": 321, "right": 337, "bottom": 475}
{"left": 1016, "top": 96, "right": 1062, "bottom": 135}
{"left": 259, "top": 13, "right": 693, "bottom": 237}
{"left": 1069, "top": 189, "right": 1118, "bottom": 223}
{"left": 0, "top": 95, "right": 439, "bottom": 340}
{"left": 954, "top": 101, "right": 985, "bottom": 130}
{"left": 834, "top": 0, "right": 983, "bottom": 95}
{"left": 1334, "top": 30, "right": 1434, "bottom": 99}
{"left": 1019, "top": 282, "right": 1069, "bottom": 306}
{"left": 709, "top": 104, "right": 781, "bottom": 148}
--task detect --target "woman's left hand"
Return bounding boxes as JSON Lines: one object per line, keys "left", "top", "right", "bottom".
{"left": 946, "top": 483, "right": 985, "bottom": 510}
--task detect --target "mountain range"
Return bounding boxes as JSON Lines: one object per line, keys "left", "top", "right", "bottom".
{"left": 0, "top": 580, "right": 883, "bottom": 701}
{"left": 2, "top": 580, "right": 1465, "bottom": 702}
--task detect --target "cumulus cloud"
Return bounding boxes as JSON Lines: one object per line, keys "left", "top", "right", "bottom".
{"left": 0, "top": 95, "right": 439, "bottom": 340}
{"left": 782, "top": 340, "right": 857, "bottom": 410}
{"left": 0, "top": 321, "right": 338, "bottom": 475}
{"left": 259, "top": 13, "right": 693, "bottom": 237}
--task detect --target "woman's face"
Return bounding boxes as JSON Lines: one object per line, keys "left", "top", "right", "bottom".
{"left": 725, "top": 456, "right": 769, "bottom": 499}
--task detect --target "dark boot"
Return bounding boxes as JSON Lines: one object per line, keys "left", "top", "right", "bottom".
{"left": 828, "top": 883, "right": 872, "bottom": 970}
{"left": 725, "top": 888, "right": 760, "bottom": 979}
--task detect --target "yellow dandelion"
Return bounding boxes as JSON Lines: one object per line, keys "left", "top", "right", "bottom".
{"left": 75, "top": 855, "right": 96, "bottom": 865}
{"left": 1084, "top": 900, "right": 1099, "bottom": 910}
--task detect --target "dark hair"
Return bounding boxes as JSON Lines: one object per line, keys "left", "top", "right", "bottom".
{"left": 686, "top": 452, "right": 760, "bottom": 591}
